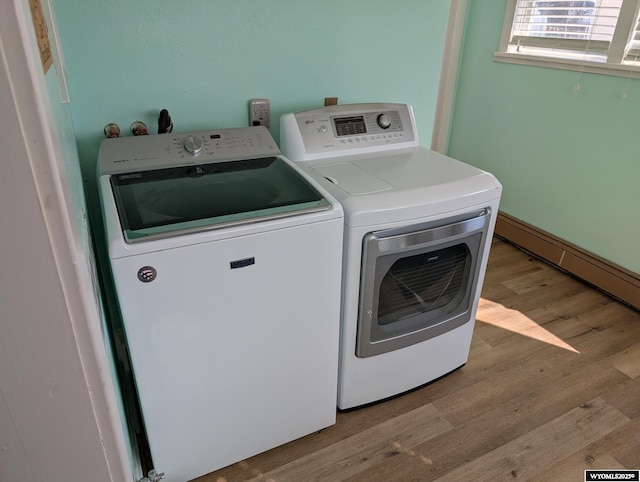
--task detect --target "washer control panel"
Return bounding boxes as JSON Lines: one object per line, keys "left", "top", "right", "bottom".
{"left": 98, "top": 125, "right": 280, "bottom": 175}
{"left": 280, "top": 103, "right": 419, "bottom": 161}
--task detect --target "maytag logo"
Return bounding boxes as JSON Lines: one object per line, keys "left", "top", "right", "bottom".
{"left": 137, "top": 266, "right": 157, "bottom": 283}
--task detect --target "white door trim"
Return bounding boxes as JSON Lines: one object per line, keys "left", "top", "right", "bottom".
{"left": 431, "top": 0, "right": 468, "bottom": 154}
{"left": 0, "top": 1, "right": 131, "bottom": 480}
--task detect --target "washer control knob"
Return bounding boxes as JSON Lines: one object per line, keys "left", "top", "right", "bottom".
{"left": 183, "top": 135, "right": 203, "bottom": 155}
{"left": 377, "top": 113, "right": 391, "bottom": 129}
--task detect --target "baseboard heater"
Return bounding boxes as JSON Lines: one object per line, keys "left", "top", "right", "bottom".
{"left": 494, "top": 212, "right": 640, "bottom": 311}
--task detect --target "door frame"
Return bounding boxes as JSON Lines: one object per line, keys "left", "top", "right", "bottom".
{"left": 0, "top": 1, "right": 131, "bottom": 480}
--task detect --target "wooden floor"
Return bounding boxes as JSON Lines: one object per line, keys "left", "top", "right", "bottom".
{"left": 195, "top": 238, "right": 640, "bottom": 482}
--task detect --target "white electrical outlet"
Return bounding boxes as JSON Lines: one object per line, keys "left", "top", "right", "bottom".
{"left": 249, "top": 98, "right": 270, "bottom": 128}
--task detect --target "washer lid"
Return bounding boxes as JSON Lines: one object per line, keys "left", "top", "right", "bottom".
{"left": 109, "top": 156, "right": 331, "bottom": 243}
{"left": 313, "top": 163, "right": 392, "bottom": 195}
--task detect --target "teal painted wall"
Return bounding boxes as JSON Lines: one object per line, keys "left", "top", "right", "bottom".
{"left": 53, "top": 0, "right": 449, "bottom": 187}
{"left": 448, "top": 0, "right": 640, "bottom": 274}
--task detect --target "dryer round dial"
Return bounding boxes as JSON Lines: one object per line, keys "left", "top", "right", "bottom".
{"left": 377, "top": 113, "right": 392, "bottom": 129}
{"left": 183, "top": 135, "right": 203, "bottom": 155}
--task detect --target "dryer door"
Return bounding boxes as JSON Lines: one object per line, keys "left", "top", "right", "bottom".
{"left": 356, "top": 209, "right": 491, "bottom": 358}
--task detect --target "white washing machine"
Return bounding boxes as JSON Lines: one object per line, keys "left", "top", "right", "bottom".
{"left": 280, "top": 103, "right": 502, "bottom": 410}
{"left": 97, "top": 126, "right": 343, "bottom": 481}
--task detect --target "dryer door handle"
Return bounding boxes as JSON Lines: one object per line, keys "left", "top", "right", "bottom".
{"left": 375, "top": 209, "right": 489, "bottom": 255}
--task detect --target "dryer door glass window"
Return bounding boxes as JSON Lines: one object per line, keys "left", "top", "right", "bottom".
{"left": 356, "top": 210, "right": 490, "bottom": 358}
{"left": 110, "top": 157, "right": 331, "bottom": 242}
{"left": 377, "top": 244, "right": 469, "bottom": 326}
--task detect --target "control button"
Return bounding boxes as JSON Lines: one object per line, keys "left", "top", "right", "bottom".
{"left": 183, "top": 135, "right": 203, "bottom": 155}
{"left": 377, "top": 113, "right": 391, "bottom": 129}
{"left": 320, "top": 125, "right": 328, "bottom": 133}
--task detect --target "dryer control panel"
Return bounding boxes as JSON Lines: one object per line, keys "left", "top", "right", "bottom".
{"left": 280, "top": 103, "right": 420, "bottom": 162}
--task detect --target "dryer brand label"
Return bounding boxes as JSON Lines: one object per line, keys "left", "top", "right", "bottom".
{"left": 137, "top": 266, "right": 157, "bottom": 282}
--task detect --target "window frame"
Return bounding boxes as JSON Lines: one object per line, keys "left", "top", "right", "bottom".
{"left": 494, "top": 0, "right": 640, "bottom": 79}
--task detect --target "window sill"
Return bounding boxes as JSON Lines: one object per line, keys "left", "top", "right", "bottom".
{"left": 493, "top": 51, "right": 640, "bottom": 80}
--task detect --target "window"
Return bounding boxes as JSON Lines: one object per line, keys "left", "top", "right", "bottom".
{"left": 496, "top": 0, "right": 640, "bottom": 75}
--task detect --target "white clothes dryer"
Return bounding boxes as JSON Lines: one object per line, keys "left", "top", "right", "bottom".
{"left": 281, "top": 103, "right": 502, "bottom": 410}
{"left": 98, "top": 126, "right": 343, "bottom": 481}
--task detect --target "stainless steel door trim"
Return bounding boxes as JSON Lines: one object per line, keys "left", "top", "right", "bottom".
{"left": 373, "top": 209, "right": 489, "bottom": 254}
{"left": 355, "top": 208, "right": 491, "bottom": 358}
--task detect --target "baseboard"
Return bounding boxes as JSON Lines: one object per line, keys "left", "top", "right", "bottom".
{"left": 494, "top": 212, "right": 640, "bottom": 311}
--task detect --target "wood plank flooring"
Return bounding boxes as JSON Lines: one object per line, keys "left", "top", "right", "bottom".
{"left": 194, "top": 238, "right": 640, "bottom": 482}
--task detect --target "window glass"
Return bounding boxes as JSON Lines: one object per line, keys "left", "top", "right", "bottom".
{"left": 496, "top": 0, "right": 640, "bottom": 71}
